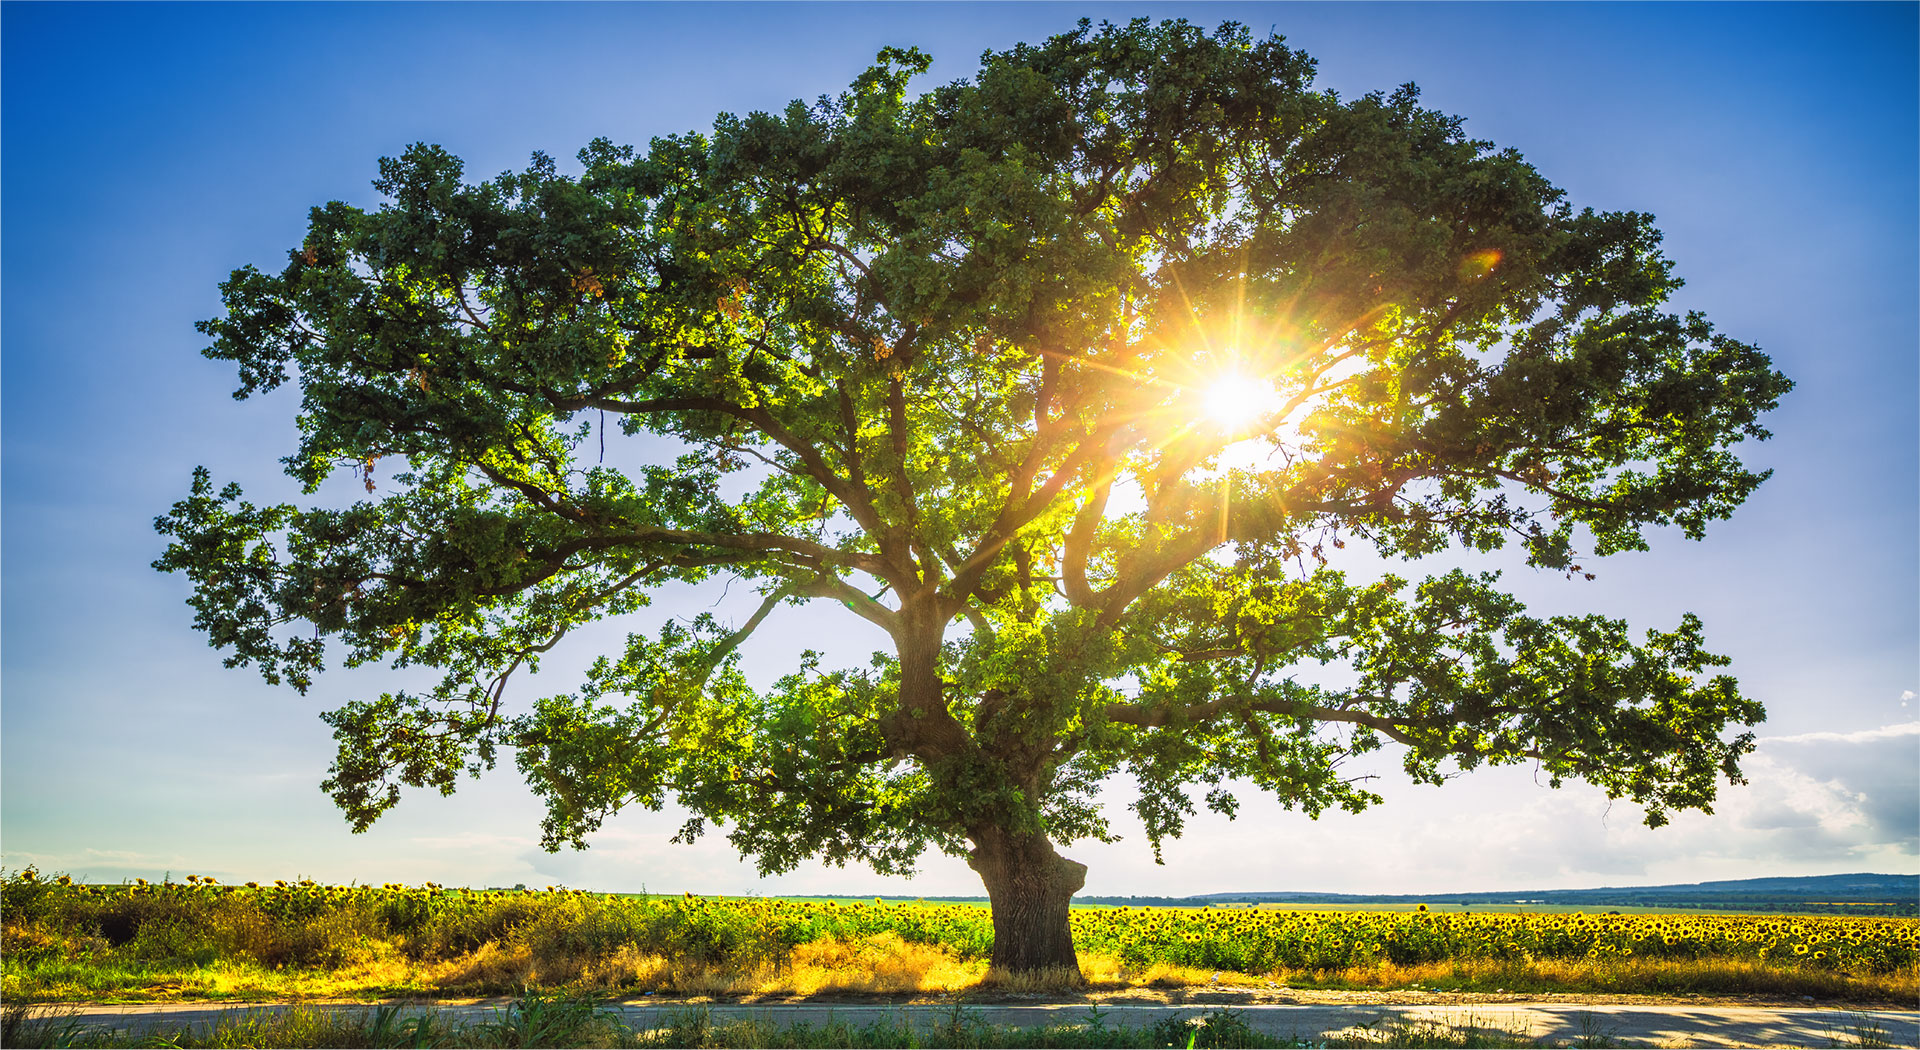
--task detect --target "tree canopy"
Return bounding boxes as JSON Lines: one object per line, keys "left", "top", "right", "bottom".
{"left": 157, "top": 19, "right": 1791, "bottom": 973}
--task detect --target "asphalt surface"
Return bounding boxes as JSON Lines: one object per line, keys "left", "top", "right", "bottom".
{"left": 20, "top": 998, "right": 1919, "bottom": 1048}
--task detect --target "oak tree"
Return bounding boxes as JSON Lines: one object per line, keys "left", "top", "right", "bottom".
{"left": 157, "top": 20, "right": 1791, "bottom": 975}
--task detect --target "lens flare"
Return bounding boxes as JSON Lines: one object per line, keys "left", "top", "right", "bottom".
{"left": 1458, "top": 248, "right": 1502, "bottom": 281}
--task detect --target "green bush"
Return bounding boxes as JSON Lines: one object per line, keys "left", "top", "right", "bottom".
{"left": 404, "top": 893, "right": 547, "bottom": 959}
{"left": 126, "top": 921, "right": 221, "bottom": 967}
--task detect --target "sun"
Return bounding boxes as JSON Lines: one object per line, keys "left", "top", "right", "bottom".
{"left": 1202, "top": 373, "right": 1281, "bottom": 433}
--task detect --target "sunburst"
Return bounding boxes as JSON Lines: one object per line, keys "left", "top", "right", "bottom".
{"left": 1202, "top": 373, "right": 1282, "bottom": 434}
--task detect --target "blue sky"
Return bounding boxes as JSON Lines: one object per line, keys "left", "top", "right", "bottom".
{"left": 4, "top": 2, "right": 1915, "bottom": 897}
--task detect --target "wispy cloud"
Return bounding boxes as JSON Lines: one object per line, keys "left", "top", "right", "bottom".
{"left": 1763, "top": 721, "right": 1920, "bottom": 745}
{"left": 1, "top": 848, "right": 205, "bottom": 880}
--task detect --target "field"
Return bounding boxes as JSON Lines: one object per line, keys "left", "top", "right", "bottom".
{"left": 4, "top": 868, "right": 1915, "bottom": 1007}
{"left": 727, "top": 898, "right": 1765, "bottom": 916}
{"left": 803, "top": 899, "right": 1811, "bottom": 916}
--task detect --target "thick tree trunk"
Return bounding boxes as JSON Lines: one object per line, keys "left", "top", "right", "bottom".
{"left": 968, "top": 827, "right": 1088, "bottom": 978}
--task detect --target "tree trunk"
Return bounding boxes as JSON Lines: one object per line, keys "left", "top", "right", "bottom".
{"left": 968, "top": 826, "right": 1087, "bottom": 978}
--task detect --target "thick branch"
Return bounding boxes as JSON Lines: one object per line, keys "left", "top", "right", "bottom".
{"left": 793, "top": 575, "right": 901, "bottom": 637}
{"left": 1061, "top": 474, "right": 1111, "bottom": 608}
{"left": 941, "top": 419, "right": 1117, "bottom": 613}
{"left": 1104, "top": 694, "right": 1427, "bottom": 750}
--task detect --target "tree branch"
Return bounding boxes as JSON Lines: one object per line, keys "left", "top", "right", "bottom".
{"left": 1104, "top": 693, "right": 1428, "bottom": 749}
{"left": 577, "top": 393, "right": 901, "bottom": 579}
{"left": 792, "top": 575, "right": 900, "bottom": 637}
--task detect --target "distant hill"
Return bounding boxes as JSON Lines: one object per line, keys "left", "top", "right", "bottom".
{"left": 1168, "top": 873, "right": 1917, "bottom": 915}
{"left": 786, "top": 873, "right": 1918, "bottom": 915}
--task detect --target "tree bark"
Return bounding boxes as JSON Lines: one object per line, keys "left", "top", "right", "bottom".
{"left": 968, "top": 826, "right": 1088, "bottom": 978}
{"left": 881, "top": 607, "right": 973, "bottom": 761}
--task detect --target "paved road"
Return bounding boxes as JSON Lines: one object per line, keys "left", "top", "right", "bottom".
{"left": 23, "top": 999, "right": 1920, "bottom": 1047}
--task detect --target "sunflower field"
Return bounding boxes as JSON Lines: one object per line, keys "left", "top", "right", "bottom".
{"left": 3, "top": 866, "right": 1915, "bottom": 1003}
{"left": 1066, "top": 905, "right": 1918, "bottom": 973}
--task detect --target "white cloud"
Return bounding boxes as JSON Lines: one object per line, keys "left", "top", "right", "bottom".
{"left": 1043, "top": 718, "right": 1920, "bottom": 897}
{"left": 1762, "top": 721, "right": 1920, "bottom": 745}
{"left": 1748, "top": 722, "right": 1919, "bottom": 853}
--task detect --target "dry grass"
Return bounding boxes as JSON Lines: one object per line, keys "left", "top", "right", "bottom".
{"left": 13, "top": 937, "right": 1913, "bottom": 1005}
{"left": 406, "top": 932, "right": 990, "bottom": 999}
{"left": 1075, "top": 953, "right": 1264, "bottom": 990}
{"left": 776, "top": 932, "right": 985, "bottom": 995}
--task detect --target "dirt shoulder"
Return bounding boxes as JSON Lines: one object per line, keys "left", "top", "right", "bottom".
{"left": 29, "top": 985, "right": 1912, "bottom": 1012}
